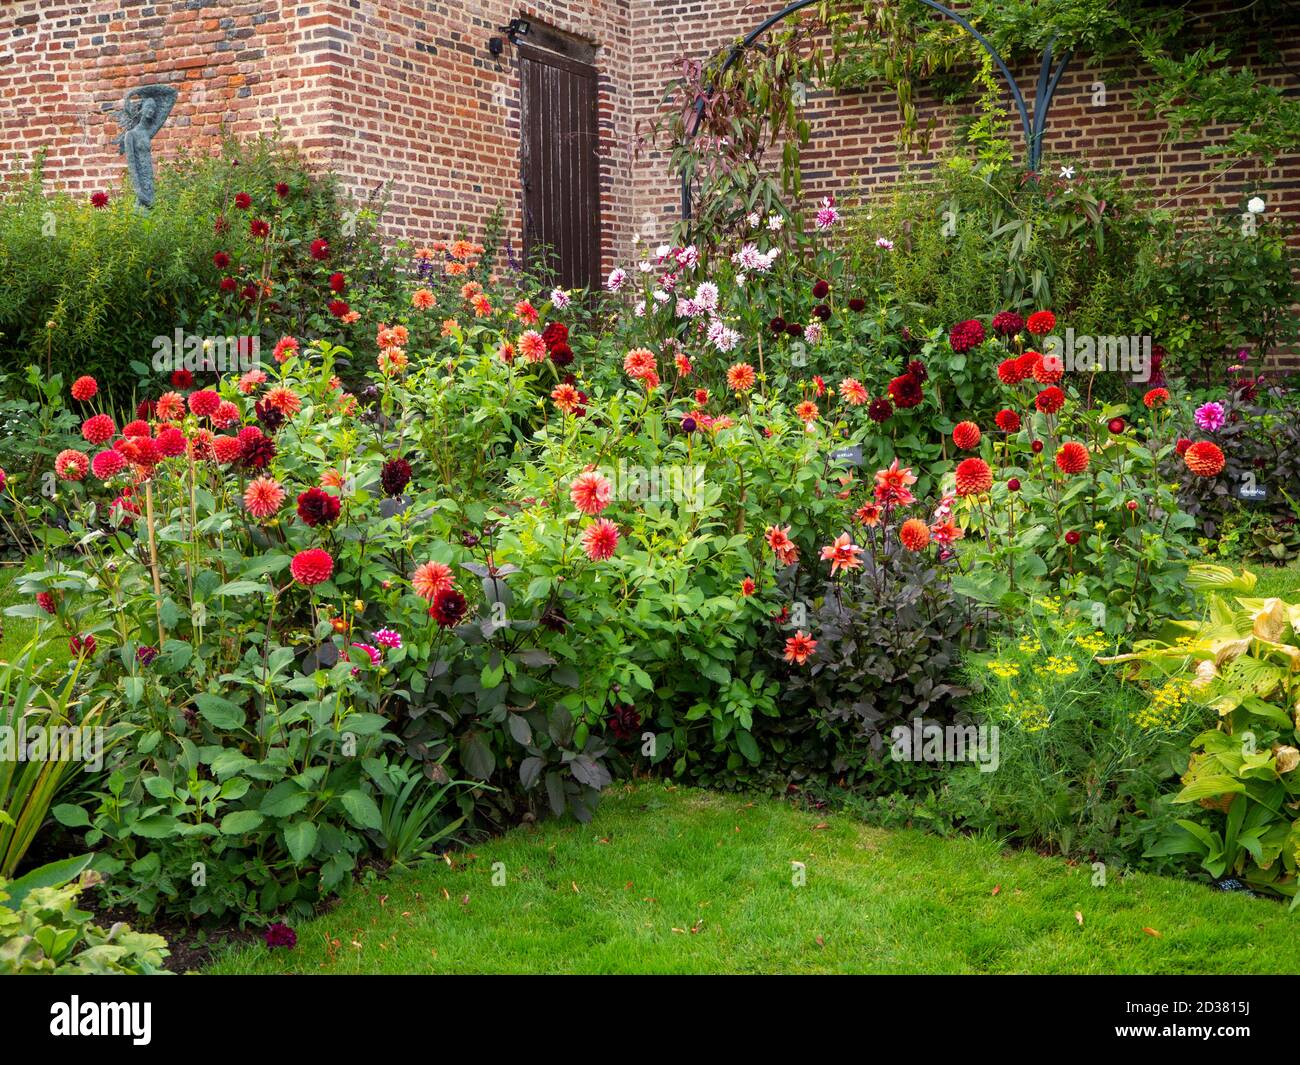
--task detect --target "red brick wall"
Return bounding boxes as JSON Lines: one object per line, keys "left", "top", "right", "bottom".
{"left": 2, "top": 0, "right": 1297, "bottom": 367}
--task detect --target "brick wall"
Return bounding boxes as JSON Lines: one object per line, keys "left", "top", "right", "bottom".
{"left": 1, "top": 0, "right": 1297, "bottom": 367}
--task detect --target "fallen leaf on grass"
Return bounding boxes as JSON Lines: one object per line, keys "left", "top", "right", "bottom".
{"left": 1074, "top": 911, "right": 1084, "bottom": 927}
{"left": 1143, "top": 927, "right": 1163, "bottom": 938}
{"left": 572, "top": 881, "right": 580, "bottom": 894}
{"left": 812, "top": 822, "right": 830, "bottom": 830}
{"left": 815, "top": 935, "right": 825, "bottom": 948}
{"left": 991, "top": 885, "right": 1000, "bottom": 896}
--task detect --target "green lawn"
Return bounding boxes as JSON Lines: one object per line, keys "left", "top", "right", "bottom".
{"left": 208, "top": 782, "right": 1298, "bottom": 975}
{"left": 1250, "top": 558, "right": 1300, "bottom": 599}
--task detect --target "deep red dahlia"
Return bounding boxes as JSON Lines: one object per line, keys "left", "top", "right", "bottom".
{"left": 329, "top": 271, "right": 347, "bottom": 293}
{"left": 90, "top": 192, "right": 109, "bottom": 209}
{"left": 249, "top": 218, "right": 270, "bottom": 238}
{"left": 887, "top": 373, "right": 924, "bottom": 409}
{"left": 234, "top": 192, "right": 252, "bottom": 210}
{"left": 328, "top": 299, "right": 350, "bottom": 319}
{"left": 296, "top": 486, "right": 341, "bottom": 526}
{"left": 309, "top": 238, "right": 330, "bottom": 260}
{"left": 994, "top": 409, "right": 1021, "bottom": 433}
{"left": 542, "top": 322, "right": 569, "bottom": 352}
{"left": 189, "top": 390, "right": 221, "bottom": 417}
{"left": 948, "top": 319, "right": 986, "bottom": 354}
{"left": 380, "top": 457, "right": 413, "bottom": 497}
{"left": 237, "top": 426, "right": 276, "bottom": 471}
{"left": 606, "top": 704, "right": 642, "bottom": 741}
{"left": 812, "top": 279, "right": 830, "bottom": 300}
{"left": 992, "top": 310, "right": 1025, "bottom": 337}
{"left": 213, "top": 250, "right": 230, "bottom": 269}
{"left": 868, "top": 398, "right": 893, "bottom": 423}
{"left": 171, "top": 368, "right": 194, "bottom": 388}
{"left": 155, "top": 427, "right": 187, "bottom": 457}
{"left": 429, "top": 588, "right": 468, "bottom": 627}
{"left": 1175, "top": 437, "right": 1192, "bottom": 456}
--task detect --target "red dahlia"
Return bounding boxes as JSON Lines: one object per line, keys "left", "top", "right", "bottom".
{"left": 81, "top": 414, "right": 116, "bottom": 445}
{"left": 868, "top": 398, "right": 893, "bottom": 423}
{"left": 297, "top": 486, "right": 341, "bottom": 526}
{"left": 237, "top": 426, "right": 276, "bottom": 471}
{"left": 429, "top": 588, "right": 468, "bottom": 627}
{"left": 70, "top": 375, "right": 98, "bottom": 402}
{"left": 952, "top": 421, "right": 981, "bottom": 450}
{"left": 949, "top": 319, "right": 986, "bottom": 354}
{"left": 1055, "top": 441, "right": 1090, "bottom": 474}
{"left": 1143, "top": 387, "right": 1170, "bottom": 409}
{"left": 309, "top": 238, "right": 330, "bottom": 260}
{"left": 1035, "top": 387, "right": 1066, "bottom": 415}
{"left": 954, "top": 457, "right": 993, "bottom": 496}
{"left": 542, "top": 322, "right": 569, "bottom": 351}
{"left": 1026, "top": 310, "right": 1056, "bottom": 335}
{"left": 997, "top": 358, "right": 1025, "bottom": 385}
{"left": 290, "top": 548, "right": 334, "bottom": 586}
{"left": 994, "top": 409, "right": 1021, "bottom": 433}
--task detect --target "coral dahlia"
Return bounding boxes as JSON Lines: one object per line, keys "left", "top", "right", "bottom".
{"left": 1034, "top": 387, "right": 1066, "bottom": 415}
{"left": 954, "top": 457, "right": 993, "bottom": 496}
{"left": 1026, "top": 310, "right": 1056, "bottom": 335}
{"left": 55, "top": 449, "right": 89, "bottom": 481}
{"left": 783, "top": 631, "right": 817, "bottom": 665}
{"left": 1184, "top": 441, "right": 1225, "bottom": 477}
{"left": 81, "top": 414, "right": 116, "bottom": 445}
{"left": 952, "top": 421, "right": 981, "bottom": 450}
{"left": 582, "top": 519, "right": 620, "bottom": 561}
{"left": 726, "top": 362, "right": 757, "bottom": 392}
{"left": 70, "top": 375, "right": 98, "bottom": 402}
{"left": 243, "top": 476, "right": 285, "bottom": 519}
{"left": 91, "top": 449, "right": 125, "bottom": 479}
{"left": 570, "top": 471, "right": 613, "bottom": 516}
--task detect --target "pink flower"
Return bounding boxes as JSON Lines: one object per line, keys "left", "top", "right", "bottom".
{"left": 569, "top": 470, "right": 613, "bottom": 516}
{"left": 582, "top": 519, "right": 619, "bottom": 561}
{"left": 290, "top": 548, "right": 334, "bottom": 586}
{"left": 819, "top": 533, "right": 864, "bottom": 575}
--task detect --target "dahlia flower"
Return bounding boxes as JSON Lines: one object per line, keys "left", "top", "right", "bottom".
{"left": 582, "top": 519, "right": 620, "bottom": 562}
{"left": 570, "top": 471, "right": 613, "bottom": 516}
{"left": 290, "top": 548, "right": 334, "bottom": 586}
{"left": 243, "top": 476, "right": 285, "bottom": 519}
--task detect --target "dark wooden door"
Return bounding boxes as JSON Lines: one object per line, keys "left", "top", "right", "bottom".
{"left": 519, "top": 43, "right": 601, "bottom": 291}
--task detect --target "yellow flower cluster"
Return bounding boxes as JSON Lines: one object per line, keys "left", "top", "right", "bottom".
{"left": 1037, "top": 654, "right": 1079, "bottom": 678}
{"left": 1133, "top": 676, "right": 1195, "bottom": 731}
{"left": 988, "top": 660, "right": 1020, "bottom": 679}
{"left": 1004, "top": 688, "right": 1051, "bottom": 732}
{"left": 1017, "top": 635, "right": 1041, "bottom": 655}
{"left": 1074, "top": 630, "right": 1108, "bottom": 655}
{"left": 1035, "top": 596, "right": 1062, "bottom": 615}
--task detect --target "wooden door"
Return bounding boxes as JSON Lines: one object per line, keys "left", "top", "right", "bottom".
{"left": 519, "top": 42, "right": 601, "bottom": 291}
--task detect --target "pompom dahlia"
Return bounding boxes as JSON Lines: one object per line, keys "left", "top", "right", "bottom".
{"left": 952, "top": 421, "right": 981, "bottom": 450}
{"left": 887, "top": 373, "right": 924, "bottom": 409}
{"left": 290, "top": 548, "right": 334, "bottom": 586}
{"left": 899, "top": 518, "right": 931, "bottom": 551}
{"left": 994, "top": 409, "right": 1021, "bottom": 433}
{"left": 155, "top": 428, "right": 187, "bottom": 457}
{"left": 1026, "top": 310, "right": 1056, "bottom": 335}
{"left": 91, "top": 449, "right": 126, "bottom": 479}
{"left": 81, "top": 414, "right": 116, "bottom": 445}
{"left": 55, "top": 449, "right": 89, "bottom": 481}
{"left": 997, "top": 358, "right": 1025, "bottom": 385}
{"left": 1035, "top": 387, "right": 1066, "bottom": 415}
{"left": 954, "top": 457, "right": 993, "bottom": 496}
{"left": 188, "top": 390, "right": 221, "bottom": 418}
{"left": 70, "top": 375, "right": 98, "bottom": 402}
{"left": 1194, "top": 402, "right": 1226, "bottom": 432}
{"left": 1184, "top": 441, "right": 1225, "bottom": 477}
{"left": 1055, "top": 441, "right": 1090, "bottom": 474}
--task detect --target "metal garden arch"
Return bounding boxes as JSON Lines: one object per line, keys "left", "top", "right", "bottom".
{"left": 679, "top": 0, "right": 1072, "bottom": 221}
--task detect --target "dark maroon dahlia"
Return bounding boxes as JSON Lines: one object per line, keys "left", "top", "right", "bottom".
{"left": 887, "top": 372, "right": 925, "bottom": 410}
{"left": 769, "top": 316, "right": 787, "bottom": 336}
{"left": 296, "top": 486, "right": 341, "bottom": 527}
{"left": 991, "top": 310, "right": 1025, "bottom": 337}
{"left": 606, "top": 704, "right": 641, "bottom": 741}
{"left": 905, "top": 359, "right": 927, "bottom": 382}
{"left": 254, "top": 397, "right": 285, "bottom": 433}
{"left": 948, "top": 318, "right": 986, "bottom": 354}
{"left": 380, "top": 457, "right": 412, "bottom": 498}
{"left": 237, "top": 426, "right": 276, "bottom": 471}
{"left": 429, "top": 588, "right": 467, "bottom": 628}
{"left": 868, "top": 397, "right": 893, "bottom": 423}
{"left": 263, "top": 923, "right": 297, "bottom": 949}
{"left": 541, "top": 322, "right": 569, "bottom": 352}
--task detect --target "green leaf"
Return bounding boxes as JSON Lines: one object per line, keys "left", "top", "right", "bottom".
{"left": 2, "top": 854, "right": 94, "bottom": 909}
{"left": 283, "top": 821, "right": 318, "bottom": 863}
{"left": 195, "top": 692, "right": 246, "bottom": 730}
{"left": 220, "top": 810, "right": 266, "bottom": 835}
{"left": 341, "top": 789, "right": 382, "bottom": 830}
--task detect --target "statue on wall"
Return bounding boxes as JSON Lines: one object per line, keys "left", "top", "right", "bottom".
{"left": 111, "top": 85, "right": 178, "bottom": 209}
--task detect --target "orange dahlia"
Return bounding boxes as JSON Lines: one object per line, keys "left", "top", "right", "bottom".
{"left": 1026, "top": 310, "right": 1056, "bottom": 335}
{"left": 955, "top": 457, "right": 993, "bottom": 496}
{"left": 412, "top": 561, "right": 454, "bottom": 600}
{"left": 1184, "top": 441, "right": 1225, "bottom": 477}
{"left": 1143, "top": 387, "right": 1170, "bottom": 409}
{"left": 726, "top": 362, "right": 757, "bottom": 392}
{"left": 952, "top": 421, "right": 981, "bottom": 450}
{"left": 899, "top": 518, "right": 931, "bottom": 551}
{"left": 783, "top": 630, "right": 817, "bottom": 665}
{"left": 839, "top": 377, "right": 869, "bottom": 406}
{"left": 819, "top": 532, "right": 864, "bottom": 575}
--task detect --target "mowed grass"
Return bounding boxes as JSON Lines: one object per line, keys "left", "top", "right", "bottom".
{"left": 1251, "top": 558, "right": 1300, "bottom": 599}
{"left": 209, "top": 782, "right": 1299, "bottom": 975}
